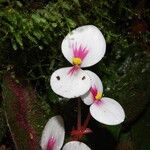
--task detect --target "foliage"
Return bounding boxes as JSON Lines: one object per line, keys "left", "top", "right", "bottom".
{"left": 131, "top": 106, "right": 150, "bottom": 150}
{"left": 0, "top": 108, "right": 6, "bottom": 142}
{"left": 2, "top": 73, "right": 52, "bottom": 149}
{"left": 0, "top": 0, "right": 149, "bottom": 149}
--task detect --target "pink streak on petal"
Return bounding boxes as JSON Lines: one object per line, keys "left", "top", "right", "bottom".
{"left": 72, "top": 43, "right": 78, "bottom": 57}
{"left": 90, "top": 85, "right": 98, "bottom": 99}
{"left": 46, "top": 137, "right": 56, "bottom": 150}
{"left": 94, "top": 100, "right": 104, "bottom": 106}
{"left": 72, "top": 43, "right": 89, "bottom": 61}
{"left": 68, "top": 66, "right": 80, "bottom": 75}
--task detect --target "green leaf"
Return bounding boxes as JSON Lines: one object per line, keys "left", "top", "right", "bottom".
{"left": 117, "top": 132, "right": 134, "bottom": 150}
{"left": 16, "top": 1, "right": 23, "bottom": 7}
{"left": 31, "top": 14, "right": 47, "bottom": 24}
{"left": 132, "top": 107, "right": 150, "bottom": 150}
{"left": 66, "top": 18, "right": 76, "bottom": 28}
{"left": 48, "top": 87, "right": 60, "bottom": 104}
{"left": 0, "top": 108, "right": 6, "bottom": 142}
{"left": 26, "top": 34, "right": 38, "bottom": 44}
{"left": 106, "top": 125, "right": 122, "bottom": 140}
{"left": 33, "top": 31, "right": 44, "bottom": 40}
{"left": 14, "top": 33, "right": 23, "bottom": 48}
{"left": 11, "top": 39, "right": 17, "bottom": 50}
{"left": 0, "top": 0, "right": 6, "bottom": 4}
{"left": 73, "top": 0, "right": 80, "bottom": 6}
{"left": 2, "top": 73, "right": 53, "bottom": 150}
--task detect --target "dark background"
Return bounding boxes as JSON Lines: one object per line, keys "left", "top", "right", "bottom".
{"left": 0, "top": 0, "right": 149, "bottom": 149}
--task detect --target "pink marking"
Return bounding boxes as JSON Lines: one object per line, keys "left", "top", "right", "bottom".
{"left": 90, "top": 85, "right": 98, "bottom": 100}
{"left": 68, "top": 66, "right": 80, "bottom": 75}
{"left": 68, "top": 42, "right": 89, "bottom": 75}
{"left": 90, "top": 86, "right": 103, "bottom": 104}
{"left": 72, "top": 43, "right": 89, "bottom": 61}
{"left": 94, "top": 100, "right": 103, "bottom": 106}
{"left": 46, "top": 137, "right": 56, "bottom": 150}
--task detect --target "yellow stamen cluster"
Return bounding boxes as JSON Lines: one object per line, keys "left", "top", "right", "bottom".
{"left": 72, "top": 57, "right": 82, "bottom": 65}
{"left": 95, "top": 92, "right": 102, "bottom": 100}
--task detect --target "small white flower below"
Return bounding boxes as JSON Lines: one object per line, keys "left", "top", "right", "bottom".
{"left": 40, "top": 115, "right": 91, "bottom": 150}
{"left": 62, "top": 141, "right": 91, "bottom": 150}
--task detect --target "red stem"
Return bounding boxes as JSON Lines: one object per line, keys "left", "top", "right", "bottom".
{"left": 71, "top": 99, "right": 92, "bottom": 141}
{"left": 83, "top": 112, "right": 91, "bottom": 130}
{"left": 77, "top": 98, "right": 81, "bottom": 130}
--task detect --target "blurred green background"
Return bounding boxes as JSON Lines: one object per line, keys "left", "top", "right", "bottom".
{"left": 0, "top": 0, "right": 149, "bottom": 150}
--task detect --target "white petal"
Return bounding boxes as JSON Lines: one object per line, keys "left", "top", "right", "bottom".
{"left": 50, "top": 67, "right": 91, "bottom": 98}
{"left": 81, "top": 70, "right": 103, "bottom": 105}
{"left": 90, "top": 97, "right": 125, "bottom": 125}
{"left": 40, "top": 116, "right": 65, "bottom": 150}
{"left": 62, "top": 141, "right": 91, "bottom": 150}
{"left": 61, "top": 25, "right": 106, "bottom": 67}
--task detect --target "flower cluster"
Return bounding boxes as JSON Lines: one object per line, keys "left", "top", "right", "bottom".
{"left": 41, "top": 116, "right": 91, "bottom": 150}
{"left": 40, "top": 25, "right": 125, "bottom": 150}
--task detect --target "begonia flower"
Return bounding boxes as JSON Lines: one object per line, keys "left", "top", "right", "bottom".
{"left": 81, "top": 70, "right": 125, "bottom": 125}
{"left": 40, "top": 116, "right": 65, "bottom": 150}
{"left": 50, "top": 25, "right": 106, "bottom": 99}
{"left": 40, "top": 115, "right": 91, "bottom": 150}
{"left": 61, "top": 25, "right": 106, "bottom": 74}
{"left": 62, "top": 141, "right": 91, "bottom": 150}
{"left": 50, "top": 67, "right": 91, "bottom": 98}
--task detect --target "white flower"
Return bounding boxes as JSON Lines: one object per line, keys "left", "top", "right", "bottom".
{"left": 62, "top": 141, "right": 91, "bottom": 150}
{"left": 81, "top": 70, "right": 125, "bottom": 125}
{"left": 50, "top": 25, "right": 106, "bottom": 99}
{"left": 61, "top": 25, "right": 106, "bottom": 69}
{"left": 40, "top": 116, "right": 91, "bottom": 150}
{"left": 50, "top": 67, "right": 91, "bottom": 98}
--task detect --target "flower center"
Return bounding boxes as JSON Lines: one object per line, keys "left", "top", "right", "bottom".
{"left": 72, "top": 57, "right": 82, "bottom": 65}
{"left": 95, "top": 92, "right": 102, "bottom": 100}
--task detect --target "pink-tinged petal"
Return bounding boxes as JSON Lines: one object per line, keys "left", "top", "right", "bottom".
{"left": 62, "top": 141, "right": 91, "bottom": 150}
{"left": 81, "top": 70, "right": 103, "bottom": 105}
{"left": 40, "top": 116, "right": 65, "bottom": 150}
{"left": 50, "top": 67, "right": 91, "bottom": 98}
{"left": 90, "top": 97, "right": 125, "bottom": 125}
{"left": 81, "top": 91, "right": 94, "bottom": 105}
{"left": 61, "top": 25, "right": 106, "bottom": 67}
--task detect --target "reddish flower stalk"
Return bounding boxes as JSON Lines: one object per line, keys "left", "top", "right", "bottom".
{"left": 77, "top": 98, "right": 81, "bottom": 130}
{"left": 82, "top": 112, "right": 91, "bottom": 131}
{"left": 71, "top": 98, "right": 92, "bottom": 141}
